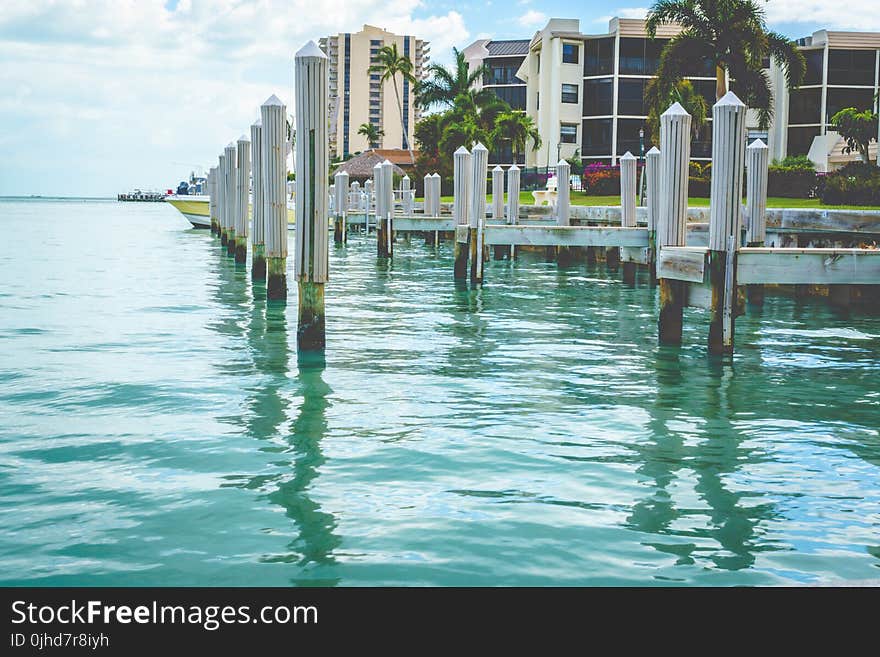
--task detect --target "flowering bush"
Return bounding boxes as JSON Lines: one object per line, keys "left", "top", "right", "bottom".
{"left": 581, "top": 163, "right": 620, "bottom": 195}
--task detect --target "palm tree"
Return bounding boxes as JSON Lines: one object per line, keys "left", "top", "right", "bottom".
{"left": 492, "top": 110, "right": 542, "bottom": 163}
{"left": 417, "top": 47, "right": 496, "bottom": 110}
{"left": 646, "top": 0, "right": 805, "bottom": 128}
{"left": 357, "top": 122, "right": 384, "bottom": 150}
{"left": 645, "top": 78, "right": 709, "bottom": 143}
{"left": 369, "top": 43, "right": 417, "bottom": 162}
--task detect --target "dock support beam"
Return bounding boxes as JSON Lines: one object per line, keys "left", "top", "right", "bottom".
{"left": 707, "top": 92, "right": 747, "bottom": 357}
{"left": 453, "top": 146, "right": 471, "bottom": 280}
{"left": 250, "top": 120, "right": 266, "bottom": 280}
{"left": 261, "top": 94, "right": 288, "bottom": 300}
{"left": 294, "top": 41, "right": 329, "bottom": 351}
{"left": 657, "top": 102, "right": 691, "bottom": 345}
{"left": 620, "top": 151, "right": 637, "bottom": 284}
{"left": 744, "top": 139, "right": 769, "bottom": 305}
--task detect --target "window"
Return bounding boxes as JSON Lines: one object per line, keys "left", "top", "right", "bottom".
{"left": 581, "top": 119, "right": 613, "bottom": 155}
{"left": 787, "top": 126, "right": 820, "bottom": 156}
{"left": 691, "top": 124, "right": 712, "bottom": 159}
{"left": 802, "top": 49, "right": 824, "bottom": 85}
{"left": 370, "top": 74, "right": 380, "bottom": 81}
{"left": 560, "top": 123, "right": 578, "bottom": 144}
{"left": 616, "top": 119, "right": 648, "bottom": 155}
{"left": 584, "top": 38, "right": 614, "bottom": 76}
{"left": 561, "top": 83, "right": 579, "bottom": 104}
{"left": 827, "top": 49, "right": 876, "bottom": 86}
{"left": 484, "top": 57, "right": 526, "bottom": 85}
{"left": 491, "top": 86, "right": 526, "bottom": 110}
{"left": 536, "top": 92, "right": 539, "bottom": 110}
{"left": 562, "top": 43, "right": 579, "bottom": 64}
{"left": 788, "top": 88, "right": 821, "bottom": 124}
{"left": 583, "top": 78, "right": 613, "bottom": 116}
{"left": 826, "top": 87, "right": 877, "bottom": 122}
{"left": 617, "top": 79, "right": 648, "bottom": 116}
{"left": 618, "top": 38, "right": 668, "bottom": 75}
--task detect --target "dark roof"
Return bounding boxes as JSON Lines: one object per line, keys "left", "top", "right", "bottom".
{"left": 486, "top": 39, "right": 530, "bottom": 57}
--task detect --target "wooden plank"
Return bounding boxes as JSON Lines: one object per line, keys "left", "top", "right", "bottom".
{"left": 455, "top": 224, "right": 469, "bottom": 243}
{"left": 737, "top": 247, "right": 880, "bottom": 284}
{"left": 482, "top": 225, "right": 649, "bottom": 247}
{"left": 770, "top": 209, "right": 880, "bottom": 234}
{"left": 620, "top": 246, "right": 650, "bottom": 264}
{"left": 686, "top": 280, "right": 712, "bottom": 309}
{"left": 393, "top": 216, "right": 455, "bottom": 232}
{"left": 657, "top": 246, "right": 708, "bottom": 283}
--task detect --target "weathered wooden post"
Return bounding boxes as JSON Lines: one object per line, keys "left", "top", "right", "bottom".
{"left": 217, "top": 155, "right": 226, "bottom": 244}
{"left": 234, "top": 134, "right": 251, "bottom": 264}
{"left": 224, "top": 143, "right": 237, "bottom": 254}
{"left": 470, "top": 143, "right": 488, "bottom": 283}
{"left": 555, "top": 159, "right": 573, "bottom": 264}
{"left": 491, "top": 166, "right": 505, "bottom": 259}
{"left": 207, "top": 167, "right": 215, "bottom": 235}
{"left": 382, "top": 159, "right": 394, "bottom": 257}
{"left": 350, "top": 180, "right": 360, "bottom": 214}
{"left": 373, "top": 163, "right": 384, "bottom": 253}
{"left": 402, "top": 175, "right": 413, "bottom": 218}
{"left": 261, "top": 94, "right": 288, "bottom": 300}
{"left": 250, "top": 121, "right": 266, "bottom": 280}
{"left": 507, "top": 164, "right": 520, "bottom": 259}
{"left": 294, "top": 41, "right": 329, "bottom": 351}
{"left": 423, "top": 173, "right": 433, "bottom": 215}
{"left": 431, "top": 173, "right": 441, "bottom": 217}
{"left": 707, "top": 92, "right": 746, "bottom": 357}
{"left": 453, "top": 146, "right": 471, "bottom": 280}
{"left": 333, "top": 170, "right": 348, "bottom": 244}
{"left": 645, "top": 146, "right": 661, "bottom": 283}
{"left": 657, "top": 102, "right": 692, "bottom": 345}
{"left": 744, "top": 139, "right": 768, "bottom": 305}
{"left": 620, "top": 151, "right": 637, "bottom": 284}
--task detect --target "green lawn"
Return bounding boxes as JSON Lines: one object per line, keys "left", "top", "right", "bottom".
{"left": 419, "top": 192, "right": 880, "bottom": 211}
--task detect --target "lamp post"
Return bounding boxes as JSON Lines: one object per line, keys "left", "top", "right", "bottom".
{"left": 638, "top": 126, "right": 646, "bottom": 205}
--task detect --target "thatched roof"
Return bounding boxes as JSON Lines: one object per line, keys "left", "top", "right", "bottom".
{"left": 332, "top": 149, "right": 415, "bottom": 181}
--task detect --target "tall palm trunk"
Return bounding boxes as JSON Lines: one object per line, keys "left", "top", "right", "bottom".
{"left": 715, "top": 66, "right": 727, "bottom": 100}
{"left": 391, "top": 74, "right": 415, "bottom": 165}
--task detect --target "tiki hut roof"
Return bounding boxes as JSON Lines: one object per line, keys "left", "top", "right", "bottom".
{"left": 332, "top": 149, "right": 415, "bottom": 181}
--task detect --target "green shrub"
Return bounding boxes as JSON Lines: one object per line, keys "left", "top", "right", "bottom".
{"left": 820, "top": 162, "right": 880, "bottom": 206}
{"left": 767, "top": 165, "right": 817, "bottom": 197}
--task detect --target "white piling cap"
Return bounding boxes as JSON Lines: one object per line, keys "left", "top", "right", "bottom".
{"left": 382, "top": 159, "right": 393, "bottom": 166}
{"left": 715, "top": 90, "right": 746, "bottom": 107}
{"left": 227, "top": 142, "right": 235, "bottom": 148}
{"left": 661, "top": 101, "right": 690, "bottom": 117}
{"left": 373, "top": 162, "right": 383, "bottom": 170}
{"left": 431, "top": 172, "right": 441, "bottom": 178}
{"left": 472, "top": 142, "right": 488, "bottom": 152}
{"left": 557, "top": 159, "right": 570, "bottom": 167}
{"left": 454, "top": 146, "right": 471, "bottom": 155}
{"left": 493, "top": 165, "right": 504, "bottom": 172}
{"left": 620, "top": 151, "right": 636, "bottom": 160}
{"left": 747, "top": 138, "right": 768, "bottom": 149}
{"left": 237, "top": 134, "right": 249, "bottom": 143}
{"left": 252, "top": 118, "right": 262, "bottom": 127}
{"left": 262, "top": 94, "right": 284, "bottom": 107}
{"left": 402, "top": 174, "right": 410, "bottom": 180}
{"left": 296, "top": 40, "right": 327, "bottom": 60}
{"left": 509, "top": 164, "right": 520, "bottom": 171}
{"left": 646, "top": 146, "right": 661, "bottom": 155}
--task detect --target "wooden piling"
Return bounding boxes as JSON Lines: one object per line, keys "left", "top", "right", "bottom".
{"left": 382, "top": 159, "right": 394, "bottom": 257}
{"left": 507, "top": 164, "right": 520, "bottom": 260}
{"left": 453, "top": 146, "right": 471, "bottom": 280}
{"left": 402, "top": 174, "right": 412, "bottom": 217}
{"left": 217, "top": 154, "right": 227, "bottom": 244}
{"left": 224, "top": 143, "right": 237, "bottom": 252}
{"left": 620, "top": 151, "right": 637, "bottom": 284}
{"left": 657, "top": 103, "right": 691, "bottom": 345}
{"left": 334, "top": 170, "right": 348, "bottom": 244}
{"left": 744, "top": 139, "right": 768, "bottom": 305}
{"left": 470, "top": 143, "right": 488, "bottom": 283}
{"left": 491, "top": 166, "right": 505, "bottom": 259}
{"left": 645, "top": 146, "right": 661, "bottom": 283}
{"left": 707, "top": 92, "right": 747, "bottom": 357}
{"left": 207, "top": 167, "right": 217, "bottom": 235}
{"left": 234, "top": 135, "right": 251, "bottom": 264}
{"left": 294, "top": 41, "right": 330, "bottom": 351}
{"left": 250, "top": 121, "right": 266, "bottom": 280}
{"left": 554, "top": 159, "right": 574, "bottom": 265}
{"left": 261, "top": 94, "right": 288, "bottom": 300}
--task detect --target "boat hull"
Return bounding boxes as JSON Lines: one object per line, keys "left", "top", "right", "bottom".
{"left": 166, "top": 194, "right": 295, "bottom": 229}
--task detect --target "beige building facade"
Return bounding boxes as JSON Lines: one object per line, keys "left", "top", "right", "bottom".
{"left": 320, "top": 25, "right": 429, "bottom": 160}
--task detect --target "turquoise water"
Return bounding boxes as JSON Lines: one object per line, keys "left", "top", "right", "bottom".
{"left": 1, "top": 198, "right": 879, "bottom": 586}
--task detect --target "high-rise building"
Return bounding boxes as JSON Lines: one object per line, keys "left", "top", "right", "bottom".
{"left": 320, "top": 25, "right": 429, "bottom": 160}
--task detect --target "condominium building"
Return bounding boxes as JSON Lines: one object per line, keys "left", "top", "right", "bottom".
{"left": 465, "top": 16, "right": 880, "bottom": 169}
{"left": 769, "top": 30, "right": 880, "bottom": 168}
{"left": 320, "top": 25, "right": 429, "bottom": 160}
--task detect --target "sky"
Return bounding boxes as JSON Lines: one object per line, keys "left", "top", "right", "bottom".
{"left": 1, "top": 0, "right": 876, "bottom": 197}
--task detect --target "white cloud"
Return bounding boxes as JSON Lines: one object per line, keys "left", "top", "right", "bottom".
{"left": 517, "top": 10, "right": 548, "bottom": 29}
{"left": 764, "top": 0, "right": 880, "bottom": 31}
{"left": 0, "top": 0, "right": 469, "bottom": 195}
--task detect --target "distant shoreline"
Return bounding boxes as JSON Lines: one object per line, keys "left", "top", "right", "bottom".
{"left": 0, "top": 196, "right": 117, "bottom": 201}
